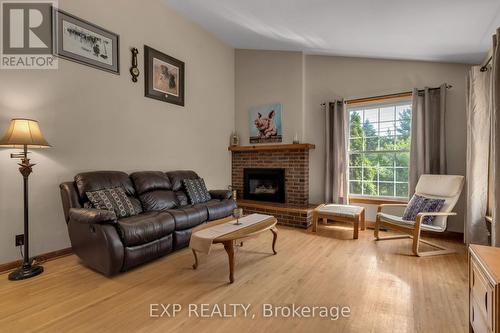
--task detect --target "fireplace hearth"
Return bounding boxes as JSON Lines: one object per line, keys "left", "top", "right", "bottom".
{"left": 244, "top": 168, "right": 285, "bottom": 203}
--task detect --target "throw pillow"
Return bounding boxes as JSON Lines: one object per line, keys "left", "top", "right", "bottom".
{"left": 86, "top": 187, "right": 141, "bottom": 219}
{"left": 183, "top": 178, "right": 211, "bottom": 204}
{"left": 402, "top": 194, "right": 445, "bottom": 225}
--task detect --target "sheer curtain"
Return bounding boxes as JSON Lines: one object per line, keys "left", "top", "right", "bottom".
{"left": 324, "top": 101, "right": 348, "bottom": 204}
{"left": 409, "top": 85, "right": 447, "bottom": 195}
{"left": 466, "top": 67, "right": 492, "bottom": 245}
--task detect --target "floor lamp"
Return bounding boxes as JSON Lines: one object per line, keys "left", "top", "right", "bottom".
{"left": 0, "top": 119, "right": 51, "bottom": 280}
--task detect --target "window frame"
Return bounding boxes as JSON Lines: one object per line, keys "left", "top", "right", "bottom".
{"left": 346, "top": 98, "right": 412, "bottom": 200}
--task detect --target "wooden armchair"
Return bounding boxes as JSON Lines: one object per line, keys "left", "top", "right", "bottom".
{"left": 374, "top": 174, "right": 464, "bottom": 257}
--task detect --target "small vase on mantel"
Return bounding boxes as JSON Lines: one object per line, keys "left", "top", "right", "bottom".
{"left": 293, "top": 132, "right": 300, "bottom": 144}
{"left": 230, "top": 132, "right": 240, "bottom": 146}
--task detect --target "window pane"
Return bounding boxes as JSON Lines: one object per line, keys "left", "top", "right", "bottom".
{"left": 349, "top": 154, "right": 363, "bottom": 166}
{"left": 396, "top": 168, "right": 408, "bottom": 182}
{"left": 379, "top": 122, "right": 395, "bottom": 136}
{"left": 350, "top": 181, "right": 362, "bottom": 195}
{"left": 363, "top": 153, "right": 378, "bottom": 166}
{"left": 350, "top": 138, "right": 363, "bottom": 151}
{"left": 379, "top": 106, "right": 395, "bottom": 122}
{"left": 363, "top": 182, "right": 377, "bottom": 196}
{"left": 379, "top": 152, "right": 395, "bottom": 167}
{"left": 363, "top": 166, "right": 377, "bottom": 182}
{"left": 379, "top": 167, "right": 394, "bottom": 182}
{"left": 396, "top": 105, "right": 412, "bottom": 120}
{"left": 395, "top": 121, "right": 411, "bottom": 138}
{"left": 379, "top": 136, "right": 395, "bottom": 150}
{"left": 364, "top": 108, "right": 378, "bottom": 123}
{"left": 395, "top": 152, "right": 410, "bottom": 166}
{"left": 365, "top": 137, "right": 378, "bottom": 151}
{"left": 349, "top": 168, "right": 362, "bottom": 181}
{"left": 379, "top": 183, "right": 394, "bottom": 196}
{"left": 395, "top": 135, "right": 410, "bottom": 150}
{"left": 396, "top": 183, "right": 409, "bottom": 197}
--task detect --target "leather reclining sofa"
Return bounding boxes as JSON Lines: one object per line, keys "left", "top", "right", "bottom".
{"left": 60, "top": 170, "right": 236, "bottom": 276}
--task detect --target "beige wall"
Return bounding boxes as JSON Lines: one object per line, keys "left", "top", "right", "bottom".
{"left": 0, "top": 0, "right": 235, "bottom": 264}
{"left": 235, "top": 51, "right": 469, "bottom": 233}
{"left": 235, "top": 50, "right": 304, "bottom": 144}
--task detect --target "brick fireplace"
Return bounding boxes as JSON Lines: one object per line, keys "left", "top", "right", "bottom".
{"left": 230, "top": 144, "right": 315, "bottom": 228}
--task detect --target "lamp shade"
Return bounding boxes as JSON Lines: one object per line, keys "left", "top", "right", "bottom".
{"left": 0, "top": 118, "right": 51, "bottom": 148}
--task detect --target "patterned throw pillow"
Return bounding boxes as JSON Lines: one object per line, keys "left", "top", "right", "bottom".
{"left": 402, "top": 194, "right": 445, "bottom": 225}
{"left": 183, "top": 178, "right": 211, "bottom": 204}
{"left": 86, "top": 187, "right": 141, "bottom": 219}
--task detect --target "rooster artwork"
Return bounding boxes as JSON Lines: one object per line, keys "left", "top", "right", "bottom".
{"left": 249, "top": 104, "right": 283, "bottom": 144}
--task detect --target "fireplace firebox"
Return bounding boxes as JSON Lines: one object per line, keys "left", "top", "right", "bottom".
{"left": 243, "top": 168, "right": 285, "bottom": 203}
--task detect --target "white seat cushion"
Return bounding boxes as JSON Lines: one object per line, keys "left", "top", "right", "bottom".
{"left": 317, "top": 204, "right": 363, "bottom": 218}
{"left": 378, "top": 212, "right": 445, "bottom": 232}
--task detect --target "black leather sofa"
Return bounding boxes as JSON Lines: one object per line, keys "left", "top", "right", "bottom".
{"left": 60, "top": 170, "right": 236, "bottom": 276}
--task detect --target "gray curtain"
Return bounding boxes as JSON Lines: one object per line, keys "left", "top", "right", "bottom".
{"left": 409, "top": 84, "right": 447, "bottom": 195}
{"left": 492, "top": 28, "right": 500, "bottom": 246}
{"left": 325, "top": 101, "right": 348, "bottom": 204}
{"left": 466, "top": 67, "right": 491, "bottom": 245}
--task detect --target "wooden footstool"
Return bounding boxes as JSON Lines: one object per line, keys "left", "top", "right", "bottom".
{"left": 312, "top": 204, "right": 366, "bottom": 239}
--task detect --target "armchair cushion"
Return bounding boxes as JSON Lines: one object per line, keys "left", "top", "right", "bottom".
{"left": 378, "top": 212, "right": 445, "bottom": 232}
{"left": 402, "top": 194, "right": 445, "bottom": 225}
{"left": 209, "top": 190, "right": 232, "bottom": 200}
{"left": 69, "top": 208, "right": 117, "bottom": 224}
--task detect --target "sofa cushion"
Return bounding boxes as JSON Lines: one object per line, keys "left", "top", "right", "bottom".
{"left": 130, "top": 171, "right": 172, "bottom": 195}
{"left": 175, "top": 191, "right": 189, "bottom": 206}
{"left": 117, "top": 211, "right": 175, "bottom": 246}
{"left": 139, "top": 191, "right": 179, "bottom": 211}
{"left": 195, "top": 199, "right": 237, "bottom": 221}
{"left": 122, "top": 234, "right": 173, "bottom": 271}
{"left": 166, "top": 170, "right": 199, "bottom": 191}
{"left": 75, "top": 171, "right": 135, "bottom": 199}
{"left": 183, "top": 178, "right": 211, "bottom": 204}
{"left": 167, "top": 206, "right": 208, "bottom": 230}
{"left": 86, "top": 187, "right": 142, "bottom": 218}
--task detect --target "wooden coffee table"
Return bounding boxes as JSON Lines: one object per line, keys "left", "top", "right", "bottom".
{"left": 191, "top": 215, "right": 278, "bottom": 283}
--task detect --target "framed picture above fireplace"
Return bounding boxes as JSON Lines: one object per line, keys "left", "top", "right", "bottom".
{"left": 244, "top": 168, "right": 285, "bottom": 203}
{"left": 249, "top": 104, "right": 283, "bottom": 144}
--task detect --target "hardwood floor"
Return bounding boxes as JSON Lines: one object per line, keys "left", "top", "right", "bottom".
{"left": 0, "top": 225, "right": 468, "bottom": 333}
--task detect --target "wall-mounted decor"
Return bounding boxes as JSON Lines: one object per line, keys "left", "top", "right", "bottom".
{"left": 249, "top": 103, "right": 283, "bottom": 144}
{"left": 130, "top": 47, "right": 139, "bottom": 82}
{"left": 54, "top": 9, "right": 119, "bottom": 74}
{"left": 144, "top": 45, "right": 185, "bottom": 106}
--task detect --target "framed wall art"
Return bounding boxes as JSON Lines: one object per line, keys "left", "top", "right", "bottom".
{"left": 54, "top": 9, "right": 119, "bottom": 74}
{"left": 144, "top": 45, "right": 185, "bottom": 106}
{"left": 249, "top": 103, "right": 283, "bottom": 144}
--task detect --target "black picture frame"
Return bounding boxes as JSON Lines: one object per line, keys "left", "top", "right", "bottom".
{"left": 54, "top": 9, "right": 119, "bottom": 74}
{"left": 144, "top": 45, "right": 185, "bottom": 106}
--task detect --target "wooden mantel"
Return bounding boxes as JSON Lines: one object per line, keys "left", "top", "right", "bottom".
{"left": 228, "top": 143, "right": 315, "bottom": 152}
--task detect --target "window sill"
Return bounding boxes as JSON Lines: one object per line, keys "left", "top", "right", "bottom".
{"left": 348, "top": 196, "right": 408, "bottom": 206}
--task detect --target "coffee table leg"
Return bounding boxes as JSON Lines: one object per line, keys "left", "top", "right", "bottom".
{"left": 223, "top": 241, "right": 235, "bottom": 283}
{"left": 192, "top": 249, "right": 198, "bottom": 270}
{"left": 271, "top": 227, "right": 278, "bottom": 255}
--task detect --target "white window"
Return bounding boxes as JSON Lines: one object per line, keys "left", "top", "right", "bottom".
{"left": 347, "top": 100, "right": 412, "bottom": 199}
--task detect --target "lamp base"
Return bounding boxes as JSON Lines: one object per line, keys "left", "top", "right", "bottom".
{"left": 8, "top": 264, "right": 43, "bottom": 281}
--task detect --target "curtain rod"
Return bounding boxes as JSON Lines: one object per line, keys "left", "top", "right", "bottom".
{"left": 320, "top": 84, "right": 452, "bottom": 107}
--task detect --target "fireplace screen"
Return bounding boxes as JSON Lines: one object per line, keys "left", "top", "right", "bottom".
{"left": 243, "top": 168, "right": 285, "bottom": 203}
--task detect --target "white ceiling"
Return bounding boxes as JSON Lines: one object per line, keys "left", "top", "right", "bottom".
{"left": 165, "top": 0, "right": 500, "bottom": 64}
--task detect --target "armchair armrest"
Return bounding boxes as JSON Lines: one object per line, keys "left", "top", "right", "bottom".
{"left": 209, "top": 190, "right": 233, "bottom": 200}
{"left": 69, "top": 208, "right": 117, "bottom": 225}
{"left": 377, "top": 204, "right": 408, "bottom": 213}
